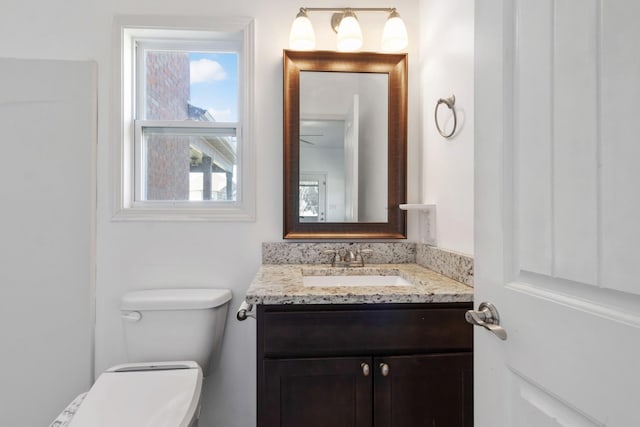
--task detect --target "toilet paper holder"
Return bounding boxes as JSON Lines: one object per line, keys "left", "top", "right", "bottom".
{"left": 236, "top": 300, "right": 256, "bottom": 321}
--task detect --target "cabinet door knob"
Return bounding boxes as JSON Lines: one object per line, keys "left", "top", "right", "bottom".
{"left": 361, "top": 362, "right": 370, "bottom": 377}
{"left": 379, "top": 363, "right": 390, "bottom": 377}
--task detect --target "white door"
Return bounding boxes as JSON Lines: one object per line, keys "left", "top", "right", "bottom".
{"left": 474, "top": 1, "right": 640, "bottom": 426}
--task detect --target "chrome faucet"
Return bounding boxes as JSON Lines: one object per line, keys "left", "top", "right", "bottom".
{"left": 323, "top": 247, "right": 373, "bottom": 267}
{"left": 344, "top": 248, "right": 357, "bottom": 264}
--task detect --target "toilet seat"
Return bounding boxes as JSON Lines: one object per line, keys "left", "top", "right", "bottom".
{"left": 68, "top": 361, "right": 202, "bottom": 427}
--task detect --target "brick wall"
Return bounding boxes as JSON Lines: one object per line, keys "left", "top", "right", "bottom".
{"left": 144, "top": 51, "right": 191, "bottom": 200}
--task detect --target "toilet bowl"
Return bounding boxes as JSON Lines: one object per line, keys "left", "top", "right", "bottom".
{"left": 68, "top": 361, "right": 202, "bottom": 427}
{"left": 59, "top": 288, "right": 232, "bottom": 427}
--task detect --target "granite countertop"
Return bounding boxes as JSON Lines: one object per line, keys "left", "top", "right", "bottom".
{"left": 245, "top": 264, "right": 474, "bottom": 305}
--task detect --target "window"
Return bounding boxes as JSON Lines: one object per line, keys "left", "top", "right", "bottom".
{"left": 299, "top": 173, "right": 326, "bottom": 222}
{"left": 114, "top": 16, "right": 255, "bottom": 220}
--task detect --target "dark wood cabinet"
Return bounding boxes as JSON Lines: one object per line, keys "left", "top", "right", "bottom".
{"left": 373, "top": 353, "right": 472, "bottom": 427}
{"left": 257, "top": 303, "right": 473, "bottom": 427}
{"left": 263, "top": 357, "right": 372, "bottom": 427}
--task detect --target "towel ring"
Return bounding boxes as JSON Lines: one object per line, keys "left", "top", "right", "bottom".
{"left": 435, "top": 94, "right": 457, "bottom": 138}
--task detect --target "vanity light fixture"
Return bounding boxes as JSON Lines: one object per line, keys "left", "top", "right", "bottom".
{"left": 289, "top": 8, "right": 316, "bottom": 51}
{"left": 381, "top": 9, "right": 408, "bottom": 52}
{"left": 289, "top": 7, "right": 408, "bottom": 52}
{"left": 336, "top": 9, "right": 363, "bottom": 52}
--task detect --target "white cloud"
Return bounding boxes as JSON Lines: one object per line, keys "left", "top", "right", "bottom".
{"left": 190, "top": 59, "right": 227, "bottom": 83}
{"left": 207, "top": 108, "right": 233, "bottom": 122}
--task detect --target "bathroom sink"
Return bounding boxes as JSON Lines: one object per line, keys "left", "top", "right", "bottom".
{"left": 302, "top": 274, "right": 413, "bottom": 287}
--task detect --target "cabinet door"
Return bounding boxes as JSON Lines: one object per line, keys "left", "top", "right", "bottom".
{"left": 262, "top": 357, "right": 373, "bottom": 427}
{"left": 374, "top": 353, "right": 472, "bottom": 427}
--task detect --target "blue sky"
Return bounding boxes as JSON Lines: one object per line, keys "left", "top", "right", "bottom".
{"left": 189, "top": 52, "right": 238, "bottom": 123}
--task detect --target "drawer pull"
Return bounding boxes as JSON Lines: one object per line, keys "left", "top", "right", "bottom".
{"left": 361, "top": 362, "right": 370, "bottom": 377}
{"left": 379, "top": 363, "right": 390, "bottom": 377}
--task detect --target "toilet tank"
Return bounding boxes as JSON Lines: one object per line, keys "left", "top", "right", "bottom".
{"left": 121, "top": 289, "right": 232, "bottom": 376}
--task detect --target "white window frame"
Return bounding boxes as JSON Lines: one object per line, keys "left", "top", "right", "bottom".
{"left": 112, "top": 15, "right": 255, "bottom": 221}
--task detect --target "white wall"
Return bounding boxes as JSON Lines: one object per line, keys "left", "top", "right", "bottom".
{"left": 419, "top": 0, "right": 475, "bottom": 255}
{"left": 0, "top": 1, "right": 421, "bottom": 426}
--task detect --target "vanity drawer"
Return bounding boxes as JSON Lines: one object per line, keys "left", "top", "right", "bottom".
{"left": 258, "top": 303, "right": 473, "bottom": 357}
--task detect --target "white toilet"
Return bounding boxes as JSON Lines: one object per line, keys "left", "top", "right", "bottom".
{"left": 68, "top": 288, "right": 232, "bottom": 427}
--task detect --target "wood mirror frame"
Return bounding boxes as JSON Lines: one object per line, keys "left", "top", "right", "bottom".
{"left": 283, "top": 50, "right": 407, "bottom": 239}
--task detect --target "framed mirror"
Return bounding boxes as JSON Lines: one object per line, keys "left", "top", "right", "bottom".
{"left": 283, "top": 50, "right": 407, "bottom": 239}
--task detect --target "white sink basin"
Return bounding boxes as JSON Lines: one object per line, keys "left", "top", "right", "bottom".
{"left": 302, "top": 274, "right": 413, "bottom": 287}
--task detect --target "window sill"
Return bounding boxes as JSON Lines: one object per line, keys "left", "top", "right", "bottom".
{"left": 112, "top": 203, "right": 255, "bottom": 222}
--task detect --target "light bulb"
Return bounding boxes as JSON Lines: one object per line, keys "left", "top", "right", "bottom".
{"left": 289, "top": 9, "right": 315, "bottom": 51}
{"left": 336, "top": 10, "right": 363, "bottom": 52}
{"left": 381, "top": 10, "right": 408, "bottom": 52}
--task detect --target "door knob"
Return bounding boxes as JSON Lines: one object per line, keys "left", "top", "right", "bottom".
{"left": 465, "top": 302, "right": 507, "bottom": 340}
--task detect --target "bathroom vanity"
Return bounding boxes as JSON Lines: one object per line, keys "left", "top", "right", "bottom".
{"left": 245, "top": 263, "right": 474, "bottom": 427}
{"left": 264, "top": 45, "right": 474, "bottom": 425}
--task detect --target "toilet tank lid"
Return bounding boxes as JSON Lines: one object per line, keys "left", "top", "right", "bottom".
{"left": 121, "top": 289, "right": 232, "bottom": 311}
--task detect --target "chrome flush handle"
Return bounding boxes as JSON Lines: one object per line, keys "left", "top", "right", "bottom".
{"left": 121, "top": 311, "right": 142, "bottom": 322}
{"left": 465, "top": 301, "right": 507, "bottom": 340}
